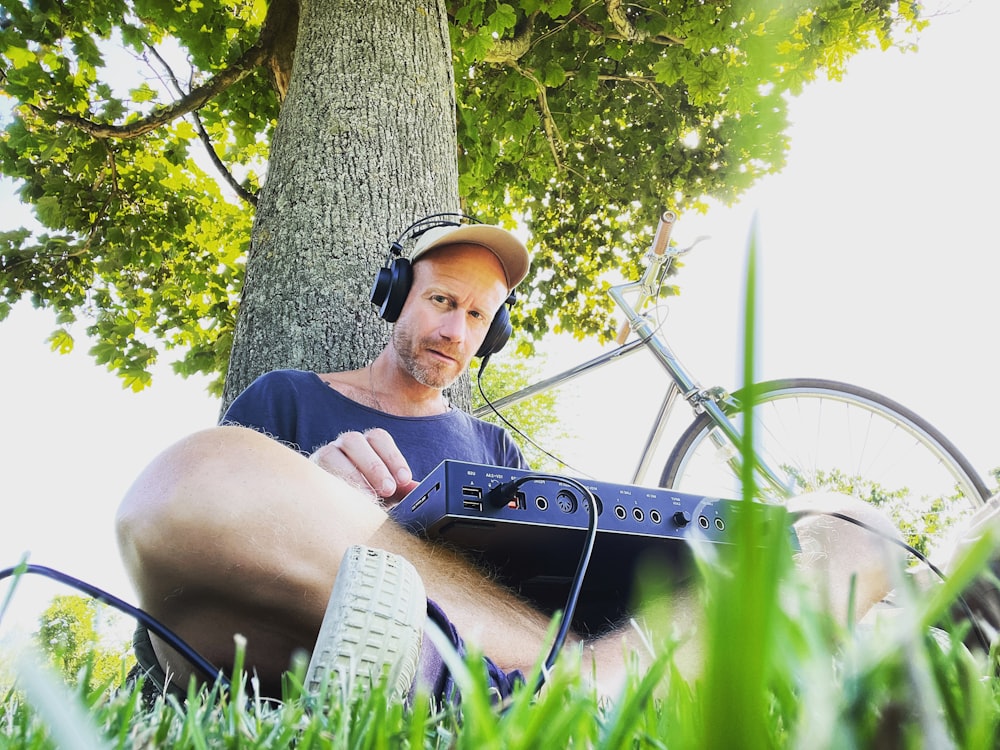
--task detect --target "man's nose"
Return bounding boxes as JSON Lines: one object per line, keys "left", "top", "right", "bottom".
{"left": 437, "top": 309, "right": 468, "bottom": 343}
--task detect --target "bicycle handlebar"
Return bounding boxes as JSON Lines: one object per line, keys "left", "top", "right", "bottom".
{"left": 651, "top": 210, "right": 677, "bottom": 255}
{"left": 614, "top": 210, "right": 678, "bottom": 344}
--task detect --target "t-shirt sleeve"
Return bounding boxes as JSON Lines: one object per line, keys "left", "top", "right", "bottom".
{"left": 498, "top": 427, "right": 530, "bottom": 470}
{"left": 220, "top": 370, "right": 305, "bottom": 451}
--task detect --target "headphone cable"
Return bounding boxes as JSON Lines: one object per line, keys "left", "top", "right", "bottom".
{"left": 0, "top": 562, "right": 228, "bottom": 687}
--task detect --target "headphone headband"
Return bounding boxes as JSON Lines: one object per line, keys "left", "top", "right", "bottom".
{"left": 393, "top": 212, "right": 479, "bottom": 241}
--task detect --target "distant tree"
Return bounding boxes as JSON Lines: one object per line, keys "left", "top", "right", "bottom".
{"left": 0, "top": 1, "right": 923, "bottom": 403}
{"left": 472, "top": 349, "right": 573, "bottom": 472}
{"left": 34, "top": 595, "right": 131, "bottom": 691}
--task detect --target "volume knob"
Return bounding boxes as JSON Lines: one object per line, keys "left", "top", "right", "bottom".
{"left": 672, "top": 510, "right": 692, "bottom": 527}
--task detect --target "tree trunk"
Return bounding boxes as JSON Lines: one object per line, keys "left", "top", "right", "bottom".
{"left": 222, "top": 0, "right": 461, "bottom": 411}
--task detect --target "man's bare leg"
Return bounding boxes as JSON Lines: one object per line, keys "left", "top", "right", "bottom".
{"left": 116, "top": 427, "right": 899, "bottom": 697}
{"left": 115, "top": 425, "right": 642, "bottom": 696}
{"left": 628, "top": 492, "right": 903, "bottom": 685}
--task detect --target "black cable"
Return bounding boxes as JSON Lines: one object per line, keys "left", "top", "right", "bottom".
{"left": 789, "top": 509, "right": 992, "bottom": 653}
{"left": 475, "top": 358, "right": 591, "bottom": 478}
{"left": 0, "top": 563, "right": 229, "bottom": 687}
{"left": 475, "top": 314, "right": 670, "bottom": 481}
{"left": 484, "top": 473, "right": 599, "bottom": 694}
{"left": 474, "top": 249, "right": 675, "bottom": 479}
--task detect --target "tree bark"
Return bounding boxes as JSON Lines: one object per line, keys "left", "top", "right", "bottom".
{"left": 222, "top": 0, "right": 461, "bottom": 411}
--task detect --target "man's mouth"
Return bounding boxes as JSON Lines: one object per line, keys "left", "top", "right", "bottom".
{"left": 427, "top": 348, "right": 460, "bottom": 364}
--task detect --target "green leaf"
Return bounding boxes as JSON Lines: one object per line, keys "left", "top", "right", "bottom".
{"left": 34, "top": 196, "right": 63, "bottom": 227}
{"left": 88, "top": 341, "right": 117, "bottom": 366}
{"left": 5, "top": 44, "right": 35, "bottom": 69}
{"left": 465, "top": 30, "right": 492, "bottom": 61}
{"left": 487, "top": 3, "right": 517, "bottom": 33}
{"left": 47, "top": 328, "right": 75, "bottom": 354}
{"left": 122, "top": 369, "right": 152, "bottom": 392}
{"left": 129, "top": 82, "right": 158, "bottom": 103}
{"left": 544, "top": 0, "right": 573, "bottom": 18}
{"left": 540, "top": 61, "right": 566, "bottom": 87}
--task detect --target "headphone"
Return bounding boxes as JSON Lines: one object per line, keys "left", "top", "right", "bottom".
{"left": 370, "top": 213, "right": 515, "bottom": 358}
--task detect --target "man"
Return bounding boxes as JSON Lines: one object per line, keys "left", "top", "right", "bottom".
{"left": 116, "top": 220, "right": 902, "bottom": 704}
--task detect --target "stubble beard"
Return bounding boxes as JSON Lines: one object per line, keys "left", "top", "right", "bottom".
{"left": 391, "top": 321, "right": 463, "bottom": 390}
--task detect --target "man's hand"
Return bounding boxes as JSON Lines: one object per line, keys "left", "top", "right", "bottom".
{"left": 309, "top": 428, "right": 420, "bottom": 506}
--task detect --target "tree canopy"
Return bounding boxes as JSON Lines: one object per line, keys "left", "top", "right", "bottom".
{"left": 34, "top": 595, "right": 131, "bottom": 691}
{"left": 0, "top": 0, "right": 922, "bottom": 393}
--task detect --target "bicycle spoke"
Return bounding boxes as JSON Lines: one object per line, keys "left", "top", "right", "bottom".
{"left": 662, "top": 379, "right": 987, "bottom": 551}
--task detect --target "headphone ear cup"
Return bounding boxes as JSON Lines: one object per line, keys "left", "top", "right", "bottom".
{"left": 370, "top": 257, "right": 412, "bottom": 322}
{"left": 476, "top": 302, "right": 512, "bottom": 358}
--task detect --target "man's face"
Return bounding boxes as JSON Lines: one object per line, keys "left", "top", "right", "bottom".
{"left": 391, "top": 244, "right": 510, "bottom": 389}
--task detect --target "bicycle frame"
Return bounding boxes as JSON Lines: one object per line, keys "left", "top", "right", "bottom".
{"left": 473, "top": 211, "right": 793, "bottom": 495}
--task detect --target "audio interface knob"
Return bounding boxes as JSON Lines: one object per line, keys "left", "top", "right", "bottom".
{"left": 672, "top": 510, "right": 692, "bottom": 527}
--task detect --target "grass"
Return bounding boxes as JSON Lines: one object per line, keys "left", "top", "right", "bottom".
{"left": 4, "top": 223, "right": 1000, "bottom": 747}
{"left": 3, "top": 535, "right": 1000, "bottom": 749}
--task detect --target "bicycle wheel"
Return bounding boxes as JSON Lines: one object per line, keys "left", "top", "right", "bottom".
{"left": 661, "top": 379, "right": 989, "bottom": 541}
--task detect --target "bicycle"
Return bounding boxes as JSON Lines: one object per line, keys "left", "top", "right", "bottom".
{"left": 474, "top": 211, "right": 990, "bottom": 539}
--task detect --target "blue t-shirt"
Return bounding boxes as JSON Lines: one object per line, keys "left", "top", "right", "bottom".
{"left": 222, "top": 369, "right": 528, "bottom": 480}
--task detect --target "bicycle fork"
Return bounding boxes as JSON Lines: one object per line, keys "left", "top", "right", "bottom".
{"left": 613, "top": 281, "right": 794, "bottom": 499}
{"left": 694, "top": 393, "right": 796, "bottom": 500}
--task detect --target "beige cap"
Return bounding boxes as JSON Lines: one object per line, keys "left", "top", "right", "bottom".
{"left": 410, "top": 224, "right": 531, "bottom": 291}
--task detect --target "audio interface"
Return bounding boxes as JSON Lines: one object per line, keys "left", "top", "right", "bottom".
{"left": 389, "top": 461, "right": 775, "bottom": 631}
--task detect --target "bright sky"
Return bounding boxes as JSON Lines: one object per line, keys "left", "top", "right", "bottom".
{"left": 2, "top": 0, "right": 998, "bottom": 636}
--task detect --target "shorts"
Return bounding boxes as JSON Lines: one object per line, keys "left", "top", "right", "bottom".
{"left": 129, "top": 624, "right": 189, "bottom": 702}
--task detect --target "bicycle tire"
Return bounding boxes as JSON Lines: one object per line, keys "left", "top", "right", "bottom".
{"left": 660, "top": 378, "right": 989, "bottom": 522}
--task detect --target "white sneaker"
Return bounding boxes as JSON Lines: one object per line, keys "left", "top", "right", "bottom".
{"left": 306, "top": 545, "right": 426, "bottom": 700}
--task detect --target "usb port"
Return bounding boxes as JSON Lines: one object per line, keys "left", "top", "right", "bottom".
{"left": 462, "top": 485, "right": 483, "bottom": 511}
{"left": 507, "top": 491, "right": 526, "bottom": 510}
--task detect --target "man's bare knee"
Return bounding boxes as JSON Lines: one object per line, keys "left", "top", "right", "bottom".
{"left": 116, "top": 427, "right": 249, "bottom": 575}
{"left": 788, "top": 491, "right": 906, "bottom": 623}
{"left": 116, "top": 425, "right": 391, "bottom": 607}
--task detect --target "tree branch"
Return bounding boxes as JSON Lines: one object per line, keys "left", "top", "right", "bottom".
{"left": 484, "top": 12, "right": 537, "bottom": 64}
{"left": 258, "top": 0, "right": 299, "bottom": 103}
{"left": 146, "top": 45, "right": 258, "bottom": 207}
{"left": 41, "top": 41, "right": 271, "bottom": 140}
{"left": 554, "top": 70, "right": 666, "bottom": 99}
{"left": 566, "top": 3, "right": 682, "bottom": 45}
{"left": 605, "top": 0, "right": 647, "bottom": 42}
{"left": 478, "top": 3, "right": 681, "bottom": 66}
{"left": 37, "top": 0, "right": 297, "bottom": 141}
{"left": 515, "top": 64, "right": 565, "bottom": 173}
